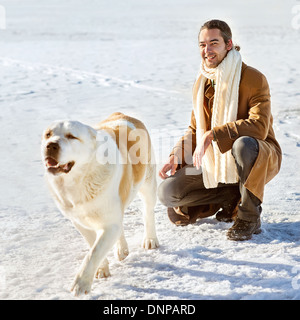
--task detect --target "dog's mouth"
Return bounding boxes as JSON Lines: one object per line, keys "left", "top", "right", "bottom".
{"left": 45, "top": 157, "right": 75, "bottom": 175}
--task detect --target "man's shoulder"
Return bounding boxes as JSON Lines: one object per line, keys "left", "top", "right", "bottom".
{"left": 240, "top": 62, "right": 269, "bottom": 89}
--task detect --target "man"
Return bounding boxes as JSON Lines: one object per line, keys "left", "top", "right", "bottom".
{"left": 158, "top": 20, "right": 282, "bottom": 241}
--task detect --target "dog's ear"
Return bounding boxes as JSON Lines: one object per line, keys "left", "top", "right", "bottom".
{"left": 88, "top": 127, "right": 97, "bottom": 146}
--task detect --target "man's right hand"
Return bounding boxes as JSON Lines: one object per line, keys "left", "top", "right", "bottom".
{"left": 158, "top": 155, "right": 179, "bottom": 180}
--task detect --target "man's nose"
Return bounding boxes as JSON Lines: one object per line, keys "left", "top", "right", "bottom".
{"left": 205, "top": 44, "right": 212, "bottom": 54}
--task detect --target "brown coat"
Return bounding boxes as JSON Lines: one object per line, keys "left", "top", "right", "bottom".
{"left": 171, "top": 62, "right": 282, "bottom": 202}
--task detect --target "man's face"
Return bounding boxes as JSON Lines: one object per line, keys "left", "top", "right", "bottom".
{"left": 199, "top": 28, "right": 232, "bottom": 68}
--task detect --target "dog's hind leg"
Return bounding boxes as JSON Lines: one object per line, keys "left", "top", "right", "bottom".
{"left": 71, "top": 222, "right": 122, "bottom": 296}
{"left": 138, "top": 165, "right": 159, "bottom": 249}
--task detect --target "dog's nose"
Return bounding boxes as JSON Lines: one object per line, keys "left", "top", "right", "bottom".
{"left": 46, "top": 142, "right": 59, "bottom": 153}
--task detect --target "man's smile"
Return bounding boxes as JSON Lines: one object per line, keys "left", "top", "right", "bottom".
{"left": 206, "top": 54, "right": 217, "bottom": 61}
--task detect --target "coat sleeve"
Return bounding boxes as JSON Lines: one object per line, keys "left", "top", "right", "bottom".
{"left": 170, "top": 110, "right": 197, "bottom": 167}
{"left": 212, "top": 67, "right": 271, "bottom": 153}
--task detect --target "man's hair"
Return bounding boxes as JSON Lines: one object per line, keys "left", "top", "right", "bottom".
{"left": 199, "top": 19, "right": 240, "bottom": 51}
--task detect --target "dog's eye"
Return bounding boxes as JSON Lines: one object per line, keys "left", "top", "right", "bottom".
{"left": 65, "top": 133, "right": 78, "bottom": 140}
{"left": 45, "top": 131, "right": 52, "bottom": 139}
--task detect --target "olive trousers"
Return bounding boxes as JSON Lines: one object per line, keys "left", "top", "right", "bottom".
{"left": 158, "top": 136, "right": 261, "bottom": 222}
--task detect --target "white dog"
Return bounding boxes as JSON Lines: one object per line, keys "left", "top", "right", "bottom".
{"left": 41, "top": 112, "right": 159, "bottom": 296}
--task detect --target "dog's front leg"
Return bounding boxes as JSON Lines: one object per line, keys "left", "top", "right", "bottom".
{"left": 114, "top": 228, "right": 129, "bottom": 261}
{"left": 71, "top": 223, "right": 121, "bottom": 296}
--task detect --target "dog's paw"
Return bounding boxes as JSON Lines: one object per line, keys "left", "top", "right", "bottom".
{"left": 142, "top": 237, "right": 159, "bottom": 250}
{"left": 71, "top": 276, "right": 92, "bottom": 296}
{"left": 95, "top": 265, "right": 111, "bottom": 279}
{"left": 115, "top": 245, "right": 129, "bottom": 261}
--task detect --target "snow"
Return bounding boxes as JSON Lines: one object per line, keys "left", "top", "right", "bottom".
{"left": 0, "top": 0, "right": 299, "bottom": 300}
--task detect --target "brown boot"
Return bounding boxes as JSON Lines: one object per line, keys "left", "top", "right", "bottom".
{"left": 188, "top": 204, "right": 221, "bottom": 223}
{"left": 227, "top": 217, "right": 262, "bottom": 241}
{"left": 167, "top": 204, "right": 221, "bottom": 226}
{"left": 167, "top": 207, "right": 190, "bottom": 226}
{"left": 216, "top": 197, "right": 241, "bottom": 223}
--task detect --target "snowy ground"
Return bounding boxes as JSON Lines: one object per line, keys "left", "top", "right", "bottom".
{"left": 0, "top": 0, "right": 299, "bottom": 300}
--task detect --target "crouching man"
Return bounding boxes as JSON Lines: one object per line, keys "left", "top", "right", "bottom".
{"left": 158, "top": 19, "right": 282, "bottom": 241}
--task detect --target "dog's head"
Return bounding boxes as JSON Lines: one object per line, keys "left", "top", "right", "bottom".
{"left": 41, "top": 120, "right": 97, "bottom": 176}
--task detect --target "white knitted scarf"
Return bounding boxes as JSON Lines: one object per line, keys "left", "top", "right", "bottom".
{"left": 192, "top": 49, "right": 242, "bottom": 188}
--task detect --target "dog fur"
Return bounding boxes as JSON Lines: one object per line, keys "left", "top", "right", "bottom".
{"left": 41, "top": 112, "right": 159, "bottom": 296}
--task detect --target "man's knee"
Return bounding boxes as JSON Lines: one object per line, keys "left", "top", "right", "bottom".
{"left": 157, "top": 178, "right": 181, "bottom": 208}
{"left": 232, "top": 136, "right": 259, "bottom": 168}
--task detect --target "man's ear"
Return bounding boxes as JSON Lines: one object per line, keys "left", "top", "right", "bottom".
{"left": 226, "top": 39, "right": 233, "bottom": 51}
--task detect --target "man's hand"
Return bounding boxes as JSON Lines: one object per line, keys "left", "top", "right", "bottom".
{"left": 159, "top": 155, "right": 179, "bottom": 179}
{"left": 193, "top": 130, "right": 214, "bottom": 170}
